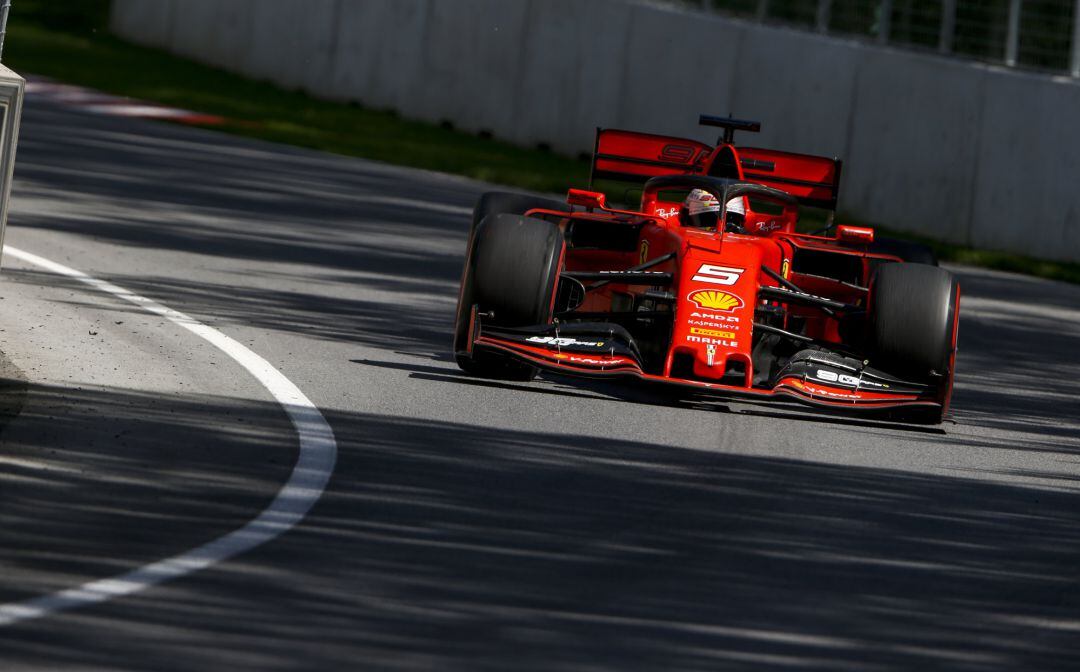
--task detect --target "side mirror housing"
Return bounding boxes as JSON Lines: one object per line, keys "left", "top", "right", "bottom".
{"left": 567, "top": 189, "right": 606, "bottom": 210}
{"left": 836, "top": 225, "right": 874, "bottom": 244}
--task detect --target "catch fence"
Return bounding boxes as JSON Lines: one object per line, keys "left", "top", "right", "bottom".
{"left": 676, "top": 0, "right": 1080, "bottom": 75}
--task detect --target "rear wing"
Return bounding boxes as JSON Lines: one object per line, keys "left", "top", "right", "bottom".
{"left": 736, "top": 147, "right": 843, "bottom": 210}
{"left": 589, "top": 128, "right": 712, "bottom": 186}
{"left": 588, "top": 124, "right": 844, "bottom": 211}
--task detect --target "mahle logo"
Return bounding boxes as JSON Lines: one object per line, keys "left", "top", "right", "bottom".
{"left": 687, "top": 290, "right": 743, "bottom": 312}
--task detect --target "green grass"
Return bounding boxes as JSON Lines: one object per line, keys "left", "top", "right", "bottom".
{"left": 4, "top": 0, "right": 1078, "bottom": 285}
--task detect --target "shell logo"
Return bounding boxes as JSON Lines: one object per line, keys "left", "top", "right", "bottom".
{"left": 688, "top": 290, "right": 743, "bottom": 312}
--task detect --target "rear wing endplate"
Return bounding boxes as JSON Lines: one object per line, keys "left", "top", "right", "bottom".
{"left": 736, "top": 147, "right": 843, "bottom": 210}
{"left": 589, "top": 128, "right": 711, "bottom": 186}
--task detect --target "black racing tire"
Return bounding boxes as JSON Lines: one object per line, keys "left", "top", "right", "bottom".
{"left": 453, "top": 192, "right": 569, "bottom": 379}
{"left": 869, "top": 237, "right": 938, "bottom": 266}
{"left": 471, "top": 191, "right": 571, "bottom": 233}
{"left": 474, "top": 214, "right": 564, "bottom": 326}
{"left": 869, "top": 263, "right": 958, "bottom": 382}
{"left": 453, "top": 192, "right": 570, "bottom": 361}
{"left": 455, "top": 214, "right": 564, "bottom": 380}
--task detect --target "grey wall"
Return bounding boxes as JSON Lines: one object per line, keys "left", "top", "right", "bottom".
{"left": 111, "top": 0, "right": 1080, "bottom": 262}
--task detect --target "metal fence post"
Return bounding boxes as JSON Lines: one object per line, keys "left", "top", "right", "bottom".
{"left": 1005, "top": 0, "right": 1022, "bottom": 66}
{"left": 939, "top": 0, "right": 957, "bottom": 54}
{"left": 0, "top": 0, "right": 22, "bottom": 264}
{"left": 876, "top": 0, "right": 893, "bottom": 44}
{"left": 1071, "top": 0, "right": 1080, "bottom": 76}
{"left": 816, "top": 0, "right": 832, "bottom": 33}
{"left": 0, "top": 0, "right": 11, "bottom": 62}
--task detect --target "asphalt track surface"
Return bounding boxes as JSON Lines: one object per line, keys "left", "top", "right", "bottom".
{"left": 0, "top": 94, "right": 1078, "bottom": 672}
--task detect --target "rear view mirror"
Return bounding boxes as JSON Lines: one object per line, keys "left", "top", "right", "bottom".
{"left": 567, "top": 189, "right": 606, "bottom": 210}
{"left": 837, "top": 225, "right": 874, "bottom": 244}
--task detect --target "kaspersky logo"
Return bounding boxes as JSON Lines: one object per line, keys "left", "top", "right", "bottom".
{"left": 687, "top": 290, "right": 743, "bottom": 312}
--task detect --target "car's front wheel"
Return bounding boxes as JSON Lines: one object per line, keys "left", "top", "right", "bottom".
{"left": 454, "top": 213, "right": 564, "bottom": 380}
{"left": 868, "top": 262, "right": 960, "bottom": 423}
{"left": 453, "top": 192, "right": 570, "bottom": 378}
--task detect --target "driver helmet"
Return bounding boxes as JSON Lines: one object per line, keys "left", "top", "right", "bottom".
{"left": 679, "top": 188, "right": 721, "bottom": 229}
{"left": 725, "top": 192, "right": 746, "bottom": 231}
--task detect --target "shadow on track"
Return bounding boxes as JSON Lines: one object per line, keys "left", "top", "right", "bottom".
{"left": 946, "top": 268, "right": 1080, "bottom": 446}
{"left": 2, "top": 267, "right": 456, "bottom": 353}
{"left": 0, "top": 383, "right": 295, "bottom": 608}
{"left": 2, "top": 402, "right": 1079, "bottom": 671}
{"left": 12, "top": 104, "right": 477, "bottom": 280}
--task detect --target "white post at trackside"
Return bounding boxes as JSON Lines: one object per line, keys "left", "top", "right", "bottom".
{"left": 1005, "top": 0, "right": 1022, "bottom": 67}
{"left": 939, "top": 0, "right": 957, "bottom": 54}
{"left": 816, "top": 0, "right": 832, "bottom": 33}
{"left": 0, "top": 0, "right": 10, "bottom": 62}
{"left": 1071, "top": 0, "right": 1080, "bottom": 76}
{"left": 876, "top": 0, "right": 893, "bottom": 44}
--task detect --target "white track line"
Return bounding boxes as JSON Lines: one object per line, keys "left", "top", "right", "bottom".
{"left": 0, "top": 246, "right": 337, "bottom": 626}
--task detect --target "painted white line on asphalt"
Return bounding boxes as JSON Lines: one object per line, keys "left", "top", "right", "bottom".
{"left": 0, "top": 246, "right": 337, "bottom": 626}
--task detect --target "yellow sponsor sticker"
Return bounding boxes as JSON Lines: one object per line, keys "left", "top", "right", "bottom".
{"left": 687, "top": 290, "right": 743, "bottom": 312}
{"left": 690, "top": 327, "right": 736, "bottom": 339}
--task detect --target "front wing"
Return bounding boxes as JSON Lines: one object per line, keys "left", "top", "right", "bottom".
{"left": 468, "top": 321, "right": 943, "bottom": 416}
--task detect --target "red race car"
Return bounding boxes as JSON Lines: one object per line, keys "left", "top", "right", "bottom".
{"left": 453, "top": 116, "right": 960, "bottom": 424}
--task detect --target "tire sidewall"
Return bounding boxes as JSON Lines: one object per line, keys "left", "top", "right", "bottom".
{"left": 473, "top": 213, "right": 564, "bottom": 328}
{"left": 869, "top": 263, "right": 957, "bottom": 380}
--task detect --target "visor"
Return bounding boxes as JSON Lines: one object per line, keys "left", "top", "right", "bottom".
{"left": 686, "top": 209, "right": 720, "bottom": 229}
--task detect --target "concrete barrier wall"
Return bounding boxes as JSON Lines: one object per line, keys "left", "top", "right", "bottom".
{"left": 111, "top": 0, "right": 1080, "bottom": 262}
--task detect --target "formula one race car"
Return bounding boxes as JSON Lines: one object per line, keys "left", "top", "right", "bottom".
{"left": 453, "top": 116, "right": 960, "bottom": 423}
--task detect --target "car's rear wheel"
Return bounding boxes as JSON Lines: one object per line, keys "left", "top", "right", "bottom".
{"left": 869, "top": 263, "right": 959, "bottom": 423}
{"left": 455, "top": 213, "right": 564, "bottom": 380}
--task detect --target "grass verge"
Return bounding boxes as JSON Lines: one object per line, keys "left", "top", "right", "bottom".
{"left": 5, "top": 0, "right": 1078, "bottom": 284}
